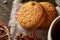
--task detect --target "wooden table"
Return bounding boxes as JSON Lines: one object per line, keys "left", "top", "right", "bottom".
{"left": 0, "top": 0, "right": 13, "bottom": 25}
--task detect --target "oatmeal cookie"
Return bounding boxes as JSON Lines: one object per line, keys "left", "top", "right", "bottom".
{"left": 17, "top": 2, "right": 46, "bottom": 30}
{"left": 39, "top": 2, "right": 58, "bottom": 29}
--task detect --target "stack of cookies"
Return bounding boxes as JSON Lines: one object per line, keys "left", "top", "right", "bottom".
{"left": 17, "top": 2, "right": 58, "bottom": 30}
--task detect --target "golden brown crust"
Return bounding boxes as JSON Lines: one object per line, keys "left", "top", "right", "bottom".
{"left": 39, "top": 2, "right": 58, "bottom": 29}
{"left": 17, "top": 2, "right": 46, "bottom": 30}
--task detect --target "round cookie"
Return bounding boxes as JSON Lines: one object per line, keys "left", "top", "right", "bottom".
{"left": 39, "top": 2, "right": 58, "bottom": 29}
{"left": 17, "top": 2, "right": 46, "bottom": 30}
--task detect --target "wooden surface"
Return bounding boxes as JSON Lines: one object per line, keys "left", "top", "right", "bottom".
{"left": 0, "top": 0, "right": 13, "bottom": 25}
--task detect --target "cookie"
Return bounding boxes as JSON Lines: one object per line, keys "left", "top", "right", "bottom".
{"left": 39, "top": 2, "right": 58, "bottom": 29}
{"left": 17, "top": 2, "right": 46, "bottom": 30}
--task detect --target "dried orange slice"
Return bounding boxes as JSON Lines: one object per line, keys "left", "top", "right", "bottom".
{"left": 0, "top": 22, "right": 9, "bottom": 34}
{"left": 0, "top": 28, "right": 10, "bottom": 40}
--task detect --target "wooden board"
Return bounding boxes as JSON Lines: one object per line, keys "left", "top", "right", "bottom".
{"left": 0, "top": 0, "right": 13, "bottom": 25}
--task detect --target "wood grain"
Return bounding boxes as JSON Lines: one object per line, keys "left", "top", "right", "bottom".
{"left": 0, "top": 0, "right": 13, "bottom": 25}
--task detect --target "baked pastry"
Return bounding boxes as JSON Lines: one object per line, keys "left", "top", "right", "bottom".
{"left": 17, "top": 2, "right": 46, "bottom": 30}
{"left": 39, "top": 2, "right": 58, "bottom": 29}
